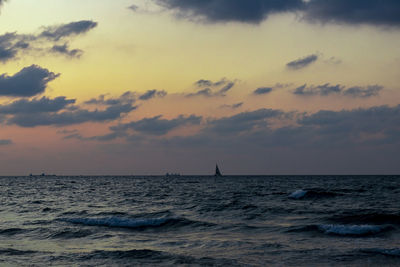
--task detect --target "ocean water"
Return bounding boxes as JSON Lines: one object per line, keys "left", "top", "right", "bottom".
{"left": 0, "top": 175, "right": 400, "bottom": 266}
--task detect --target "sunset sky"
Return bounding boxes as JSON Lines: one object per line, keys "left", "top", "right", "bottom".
{"left": 0, "top": 0, "right": 399, "bottom": 175}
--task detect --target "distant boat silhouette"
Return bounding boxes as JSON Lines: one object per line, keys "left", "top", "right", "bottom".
{"left": 215, "top": 164, "right": 222, "bottom": 177}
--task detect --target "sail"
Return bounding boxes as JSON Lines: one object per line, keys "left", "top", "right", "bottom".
{"left": 215, "top": 164, "right": 222, "bottom": 176}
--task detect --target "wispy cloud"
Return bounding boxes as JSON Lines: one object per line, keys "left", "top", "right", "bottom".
{"left": 0, "top": 20, "right": 97, "bottom": 62}
{"left": 186, "top": 78, "right": 236, "bottom": 97}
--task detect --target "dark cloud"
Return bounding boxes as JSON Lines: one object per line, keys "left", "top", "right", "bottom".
{"left": 40, "top": 20, "right": 98, "bottom": 41}
{"left": 51, "top": 43, "right": 83, "bottom": 58}
{"left": 304, "top": 0, "right": 400, "bottom": 27}
{"left": 169, "top": 105, "right": 400, "bottom": 149}
{"left": 7, "top": 103, "right": 136, "bottom": 127}
{"left": 112, "top": 114, "right": 202, "bottom": 136}
{"left": 0, "top": 96, "right": 75, "bottom": 114}
{"left": 139, "top": 89, "right": 167, "bottom": 100}
{"left": 0, "top": 32, "right": 29, "bottom": 63}
{"left": 0, "top": 139, "right": 12, "bottom": 145}
{"left": 195, "top": 78, "right": 227, "bottom": 87}
{"left": 186, "top": 78, "right": 235, "bottom": 97}
{"left": 220, "top": 102, "right": 243, "bottom": 109}
{"left": 205, "top": 109, "right": 285, "bottom": 135}
{"left": 253, "top": 87, "right": 272, "bottom": 95}
{"left": 0, "top": 65, "right": 59, "bottom": 97}
{"left": 85, "top": 91, "right": 136, "bottom": 106}
{"left": 64, "top": 131, "right": 128, "bottom": 142}
{"left": 186, "top": 88, "right": 213, "bottom": 97}
{"left": 218, "top": 82, "right": 235, "bottom": 95}
{"left": 0, "top": 20, "right": 97, "bottom": 62}
{"left": 294, "top": 83, "right": 383, "bottom": 98}
{"left": 343, "top": 85, "right": 383, "bottom": 98}
{"left": 155, "top": 0, "right": 305, "bottom": 24}
{"left": 298, "top": 105, "right": 400, "bottom": 146}
{"left": 286, "top": 54, "right": 318, "bottom": 70}
{"left": 154, "top": 0, "right": 400, "bottom": 28}
{"left": 0, "top": 91, "right": 137, "bottom": 127}
{"left": 294, "top": 83, "right": 343, "bottom": 96}
{"left": 64, "top": 104, "right": 400, "bottom": 173}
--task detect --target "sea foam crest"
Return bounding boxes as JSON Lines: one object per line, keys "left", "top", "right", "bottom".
{"left": 318, "top": 224, "right": 384, "bottom": 236}
{"left": 289, "top": 189, "right": 307, "bottom": 199}
{"left": 62, "top": 217, "right": 169, "bottom": 228}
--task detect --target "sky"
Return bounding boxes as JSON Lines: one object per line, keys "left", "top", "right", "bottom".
{"left": 0, "top": 0, "right": 399, "bottom": 175}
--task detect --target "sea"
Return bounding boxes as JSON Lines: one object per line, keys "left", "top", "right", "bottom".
{"left": 0, "top": 175, "right": 399, "bottom": 266}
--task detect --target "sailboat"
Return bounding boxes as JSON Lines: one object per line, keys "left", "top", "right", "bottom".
{"left": 215, "top": 164, "right": 222, "bottom": 177}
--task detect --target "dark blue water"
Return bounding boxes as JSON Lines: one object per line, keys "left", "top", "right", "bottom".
{"left": 1, "top": 175, "right": 400, "bottom": 266}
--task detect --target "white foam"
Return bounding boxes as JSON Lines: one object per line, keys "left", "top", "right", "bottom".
{"left": 289, "top": 189, "right": 307, "bottom": 199}
{"left": 318, "top": 224, "right": 384, "bottom": 236}
{"left": 62, "top": 217, "right": 169, "bottom": 228}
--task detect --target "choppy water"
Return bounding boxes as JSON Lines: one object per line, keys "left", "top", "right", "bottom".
{"left": 1, "top": 175, "right": 400, "bottom": 266}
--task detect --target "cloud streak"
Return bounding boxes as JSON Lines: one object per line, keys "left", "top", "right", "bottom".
{"left": 111, "top": 115, "right": 202, "bottom": 136}
{"left": 293, "top": 83, "right": 383, "bottom": 98}
{"left": 7, "top": 104, "right": 136, "bottom": 127}
{"left": 39, "top": 20, "right": 98, "bottom": 41}
{"left": 253, "top": 87, "right": 273, "bottom": 95}
{"left": 287, "top": 54, "right": 318, "bottom": 70}
{"left": 0, "top": 96, "right": 75, "bottom": 114}
{"left": 139, "top": 89, "right": 167, "bottom": 100}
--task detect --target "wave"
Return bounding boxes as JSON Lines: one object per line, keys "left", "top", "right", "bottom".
{"left": 79, "top": 249, "right": 167, "bottom": 260}
{"left": 0, "top": 228, "right": 25, "bottom": 236}
{"left": 49, "top": 229, "right": 93, "bottom": 239}
{"left": 288, "top": 224, "right": 393, "bottom": 237}
{"left": 362, "top": 248, "right": 400, "bottom": 257}
{"left": 328, "top": 213, "right": 400, "bottom": 225}
{"left": 0, "top": 248, "right": 37, "bottom": 256}
{"left": 289, "top": 189, "right": 339, "bottom": 199}
{"left": 60, "top": 216, "right": 213, "bottom": 230}
{"left": 318, "top": 224, "right": 392, "bottom": 236}
{"left": 72, "top": 249, "right": 239, "bottom": 266}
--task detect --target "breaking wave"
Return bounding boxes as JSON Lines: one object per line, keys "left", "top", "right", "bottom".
{"left": 317, "top": 224, "right": 390, "bottom": 236}
{"left": 59, "top": 216, "right": 213, "bottom": 230}
{"left": 288, "top": 224, "right": 393, "bottom": 237}
{"left": 289, "top": 189, "right": 339, "bottom": 199}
